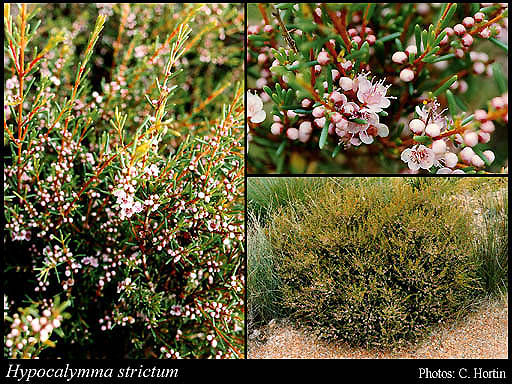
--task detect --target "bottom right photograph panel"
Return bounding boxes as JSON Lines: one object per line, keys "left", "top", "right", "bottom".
{"left": 247, "top": 177, "right": 508, "bottom": 359}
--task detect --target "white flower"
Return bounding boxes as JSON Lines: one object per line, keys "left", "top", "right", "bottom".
{"left": 401, "top": 145, "right": 436, "bottom": 170}
{"left": 247, "top": 91, "right": 266, "bottom": 124}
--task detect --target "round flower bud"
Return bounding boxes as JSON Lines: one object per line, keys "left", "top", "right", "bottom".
{"left": 348, "top": 28, "right": 358, "bottom": 37}
{"left": 478, "top": 131, "right": 491, "bottom": 143}
{"left": 425, "top": 123, "right": 441, "bottom": 137}
{"left": 331, "top": 69, "right": 340, "bottom": 81}
{"left": 471, "top": 154, "right": 485, "bottom": 167}
{"left": 462, "top": 34, "right": 473, "bottom": 47}
{"left": 287, "top": 110, "right": 297, "bottom": 119}
{"left": 329, "top": 91, "right": 344, "bottom": 104}
{"left": 312, "top": 106, "right": 325, "bottom": 118}
{"left": 301, "top": 98, "right": 313, "bottom": 108}
{"left": 482, "top": 150, "right": 495, "bottom": 164}
{"left": 474, "top": 12, "right": 485, "bottom": 22}
{"left": 444, "top": 27, "right": 455, "bottom": 36}
{"left": 460, "top": 147, "right": 475, "bottom": 163}
{"left": 270, "top": 122, "right": 284, "bottom": 135}
{"left": 462, "top": 17, "right": 475, "bottom": 28}
{"left": 463, "top": 131, "right": 478, "bottom": 147}
{"left": 444, "top": 152, "right": 459, "bottom": 168}
{"left": 299, "top": 121, "right": 312, "bottom": 134}
{"left": 474, "top": 109, "right": 487, "bottom": 121}
{"left": 405, "top": 45, "right": 417, "bottom": 55}
{"left": 263, "top": 24, "right": 273, "bottom": 33}
{"left": 455, "top": 48, "right": 465, "bottom": 58}
{"left": 366, "top": 34, "right": 376, "bottom": 45}
{"left": 400, "top": 68, "right": 415, "bottom": 82}
{"left": 317, "top": 51, "right": 330, "bottom": 65}
{"left": 286, "top": 128, "right": 299, "bottom": 140}
{"left": 473, "top": 62, "right": 486, "bottom": 74}
{"left": 409, "top": 119, "right": 426, "bottom": 134}
{"left": 392, "top": 51, "right": 408, "bottom": 64}
{"left": 339, "top": 77, "right": 354, "bottom": 91}
{"left": 314, "top": 117, "right": 326, "bottom": 128}
{"left": 479, "top": 27, "right": 491, "bottom": 39}
{"left": 352, "top": 36, "right": 362, "bottom": 45}
{"left": 453, "top": 24, "right": 466, "bottom": 35}
{"left": 480, "top": 121, "right": 495, "bottom": 133}
{"left": 432, "top": 139, "right": 447, "bottom": 154}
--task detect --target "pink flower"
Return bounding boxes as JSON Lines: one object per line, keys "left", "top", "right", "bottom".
{"left": 400, "top": 145, "right": 436, "bottom": 170}
{"left": 247, "top": 91, "right": 266, "bottom": 124}
{"left": 356, "top": 76, "right": 393, "bottom": 113}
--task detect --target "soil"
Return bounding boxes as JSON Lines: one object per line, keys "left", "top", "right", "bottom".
{"left": 248, "top": 296, "right": 508, "bottom": 359}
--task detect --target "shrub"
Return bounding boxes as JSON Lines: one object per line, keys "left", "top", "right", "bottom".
{"left": 4, "top": 4, "right": 244, "bottom": 359}
{"left": 267, "top": 179, "right": 482, "bottom": 348}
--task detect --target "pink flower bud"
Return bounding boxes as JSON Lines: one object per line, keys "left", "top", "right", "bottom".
{"left": 461, "top": 34, "right": 473, "bottom": 47}
{"left": 263, "top": 24, "right": 273, "bottom": 33}
{"left": 286, "top": 110, "right": 297, "bottom": 118}
{"left": 392, "top": 51, "right": 408, "bottom": 64}
{"left": 405, "top": 45, "right": 417, "bottom": 55}
{"left": 479, "top": 27, "right": 491, "bottom": 39}
{"left": 462, "top": 17, "right": 475, "bottom": 28}
{"left": 312, "top": 106, "right": 325, "bottom": 118}
{"left": 271, "top": 123, "right": 284, "bottom": 135}
{"left": 339, "top": 77, "right": 353, "bottom": 91}
{"left": 425, "top": 123, "right": 441, "bottom": 137}
{"left": 352, "top": 36, "right": 362, "bottom": 45}
{"left": 348, "top": 28, "right": 358, "bottom": 37}
{"left": 444, "top": 27, "right": 455, "bottom": 36}
{"left": 366, "top": 34, "right": 376, "bottom": 45}
{"left": 439, "top": 34, "right": 449, "bottom": 45}
{"left": 482, "top": 150, "right": 495, "bottom": 164}
{"left": 286, "top": 128, "right": 299, "bottom": 140}
{"left": 444, "top": 152, "right": 459, "bottom": 168}
{"left": 460, "top": 147, "right": 475, "bottom": 164}
{"left": 432, "top": 139, "right": 447, "bottom": 154}
{"left": 314, "top": 64, "right": 322, "bottom": 74}
{"left": 317, "top": 51, "right": 330, "bottom": 66}
{"left": 400, "top": 68, "right": 415, "bottom": 82}
{"left": 478, "top": 131, "right": 491, "bottom": 143}
{"left": 463, "top": 131, "right": 478, "bottom": 147}
{"left": 273, "top": 114, "right": 282, "bottom": 122}
{"left": 314, "top": 117, "right": 326, "bottom": 128}
{"left": 480, "top": 121, "right": 495, "bottom": 133}
{"left": 471, "top": 154, "right": 485, "bottom": 167}
{"left": 329, "top": 91, "right": 344, "bottom": 104}
{"left": 341, "top": 61, "right": 353, "bottom": 71}
{"left": 474, "top": 12, "right": 485, "bottom": 22}
{"left": 473, "top": 62, "right": 486, "bottom": 74}
{"left": 301, "top": 98, "right": 313, "bottom": 108}
{"left": 257, "top": 53, "right": 267, "bottom": 64}
{"left": 474, "top": 109, "right": 487, "bottom": 121}
{"left": 331, "top": 69, "right": 340, "bottom": 81}
{"left": 409, "top": 119, "right": 426, "bottom": 134}
{"left": 453, "top": 24, "right": 466, "bottom": 36}
{"left": 455, "top": 48, "right": 465, "bottom": 58}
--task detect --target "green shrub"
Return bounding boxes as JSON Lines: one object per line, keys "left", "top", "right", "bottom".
{"left": 268, "top": 179, "right": 481, "bottom": 348}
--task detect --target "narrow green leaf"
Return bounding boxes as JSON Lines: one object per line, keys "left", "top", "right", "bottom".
{"left": 414, "top": 24, "right": 422, "bottom": 54}
{"left": 488, "top": 37, "right": 508, "bottom": 52}
{"left": 319, "top": 119, "right": 329, "bottom": 149}
{"left": 492, "top": 62, "right": 507, "bottom": 94}
{"left": 445, "top": 90, "right": 458, "bottom": 117}
{"left": 432, "top": 75, "right": 457, "bottom": 97}
{"left": 440, "top": 4, "right": 457, "bottom": 30}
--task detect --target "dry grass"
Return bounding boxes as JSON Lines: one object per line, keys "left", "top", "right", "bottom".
{"left": 248, "top": 296, "right": 508, "bottom": 359}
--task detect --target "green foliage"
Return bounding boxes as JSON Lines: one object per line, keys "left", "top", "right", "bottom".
{"left": 266, "top": 179, "right": 483, "bottom": 348}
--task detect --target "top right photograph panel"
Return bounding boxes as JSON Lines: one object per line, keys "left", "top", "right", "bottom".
{"left": 247, "top": 3, "right": 508, "bottom": 174}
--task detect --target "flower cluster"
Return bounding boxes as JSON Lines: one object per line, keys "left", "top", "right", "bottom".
{"left": 4, "top": 3, "right": 244, "bottom": 359}
{"left": 247, "top": 3, "right": 508, "bottom": 174}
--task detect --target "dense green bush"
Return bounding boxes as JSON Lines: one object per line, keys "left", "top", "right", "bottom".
{"left": 267, "top": 179, "right": 482, "bottom": 348}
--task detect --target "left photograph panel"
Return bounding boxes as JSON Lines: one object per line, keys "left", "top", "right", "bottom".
{"left": 4, "top": 3, "right": 245, "bottom": 358}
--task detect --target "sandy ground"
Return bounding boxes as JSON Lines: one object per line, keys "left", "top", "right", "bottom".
{"left": 248, "top": 297, "right": 508, "bottom": 359}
